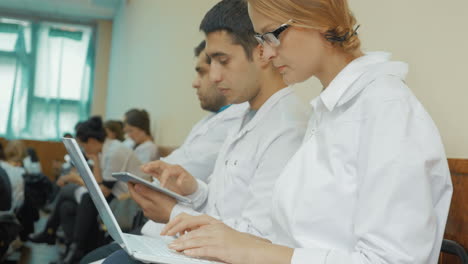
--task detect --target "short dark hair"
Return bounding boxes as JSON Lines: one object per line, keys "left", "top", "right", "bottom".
{"left": 194, "top": 40, "right": 211, "bottom": 64}
{"left": 75, "top": 116, "right": 107, "bottom": 143}
{"left": 199, "top": 0, "right": 258, "bottom": 60}
{"left": 124, "top": 109, "right": 151, "bottom": 136}
{"left": 26, "top": 147, "right": 39, "bottom": 162}
{"left": 194, "top": 40, "right": 206, "bottom": 57}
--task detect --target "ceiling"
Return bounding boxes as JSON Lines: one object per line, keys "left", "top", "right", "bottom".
{"left": 0, "top": 0, "right": 122, "bottom": 21}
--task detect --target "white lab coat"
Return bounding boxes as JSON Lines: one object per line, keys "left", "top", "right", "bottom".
{"left": 271, "top": 52, "right": 453, "bottom": 264}
{"left": 141, "top": 103, "right": 247, "bottom": 237}
{"left": 171, "top": 87, "right": 309, "bottom": 238}
{"left": 161, "top": 103, "right": 249, "bottom": 182}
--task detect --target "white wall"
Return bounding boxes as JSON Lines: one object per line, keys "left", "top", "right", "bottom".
{"left": 104, "top": 0, "right": 468, "bottom": 157}
{"left": 351, "top": 0, "right": 468, "bottom": 158}
{"left": 91, "top": 20, "right": 112, "bottom": 117}
{"left": 105, "top": 0, "right": 219, "bottom": 146}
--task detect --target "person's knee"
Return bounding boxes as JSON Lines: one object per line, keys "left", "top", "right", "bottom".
{"left": 80, "top": 243, "right": 121, "bottom": 264}
{"left": 59, "top": 200, "right": 77, "bottom": 218}
{"left": 60, "top": 183, "right": 79, "bottom": 200}
{"left": 62, "top": 183, "right": 78, "bottom": 194}
{"left": 102, "top": 249, "right": 143, "bottom": 264}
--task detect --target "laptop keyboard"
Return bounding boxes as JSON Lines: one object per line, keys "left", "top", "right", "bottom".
{"left": 124, "top": 234, "right": 219, "bottom": 263}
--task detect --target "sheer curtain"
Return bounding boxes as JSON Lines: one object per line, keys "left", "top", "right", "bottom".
{"left": 0, "top": 21, "right": 30, "bottom": 138}
{"left": 0, "top": 18, "right": 94, "bottom": 140}
{"left": 29, "top": 22, "right": 94, "bottom": 140}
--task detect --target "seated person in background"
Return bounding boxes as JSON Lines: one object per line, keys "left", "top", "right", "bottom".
{"left": 23, "top": 147, "right": 42, "bottom": 174}
{"left": 3, "top": 140, "right": 54, "bottom": 242}
{"left": 104, "top": 120, "right": 125, "bottom": 142}
{"left": 1, "top": 141, "right": 30, "bottom": 243}
{"left": 3, "top": 140, "right": 26, "bottom": 168}
{"left": 30, "top": 116, "right": 145, "bottom": 264}
{"left": 49, "top": 132, "right": 80, "bottom": 207}
{"left": 80, "top": 40, "right": 247, "bottom": 264}
{"left": 123, "top": 109, "right": 159, "bottom": 163}
{"left": 0, "top": 140, "right": 25, "bottom": 212}
{"left": 55, "top": 129, "right": 93, "bottom": 188}
{"left": 52, "top": 132, "right": 75, "bottom": 173}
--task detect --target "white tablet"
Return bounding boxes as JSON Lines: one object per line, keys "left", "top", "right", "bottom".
{"left": 112, "top": 172, "right": 192, "bottom": 204}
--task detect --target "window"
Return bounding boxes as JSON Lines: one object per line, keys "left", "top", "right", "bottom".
{"left": 0, "top": 17, "right": 94, "bottom": 140}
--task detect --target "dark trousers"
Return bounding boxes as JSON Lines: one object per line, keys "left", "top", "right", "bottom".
{"left": 80, "top": 221, "right": 145, "bottom": 263}
{"left": 45, "top": 184, "right": 79, "bottom": 234}
{"left": 73, "top": 193, "right": 109, "bottom": 250}
{"left": 59, "top": 200, "right": 77, "bottom": 239}
{"left": 45, "top": 184, "right": 111, "bottom": 251}
{"left": 102, "top": 249, "right": 144, "bottom": 264}
{"left": 79, "top": 242, "right": 121, "bottom": 264}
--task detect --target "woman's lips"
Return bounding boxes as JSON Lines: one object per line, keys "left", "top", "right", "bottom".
{"left": 277, "top": 65, "right": 286, "bottom": 73}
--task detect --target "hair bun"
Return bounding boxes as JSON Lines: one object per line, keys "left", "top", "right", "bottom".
{"left": 325, "top": 24, "right": 361, "bottom": 52}
{"left": 89, "top": 116, "right": 103, "bottom": 129}
{"left": 342, "top": 32, "right": 360, "bottom": 52}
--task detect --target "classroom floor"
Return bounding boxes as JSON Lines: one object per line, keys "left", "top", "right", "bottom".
{"left": 3, "top": 212, "right": 62, "bottom": 264}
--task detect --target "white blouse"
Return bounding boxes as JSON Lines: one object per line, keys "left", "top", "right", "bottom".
{"left": 271, "top": 52, "right": 453, "bottom": 264}
{"left": 0, "top": 161, "right": 25, "bottom": 211}
{"left": 100, "top": 139, "right": 144, "bottom": 198}
{"left": 134, "top": 140, "right": 159, "bottom": 163}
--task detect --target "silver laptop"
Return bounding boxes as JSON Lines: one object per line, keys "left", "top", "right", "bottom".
{"left": 63, "top": 138, "right": 220, "bottom": 264}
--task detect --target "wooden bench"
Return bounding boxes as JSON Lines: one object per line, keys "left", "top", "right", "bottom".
{"left": 439, "top": 158, "right": 468, "bottom": 264}
{"left": 1, "top": 137, "right": 177, "bottom": 181}
{"left": 0, "top": 137, "right": 67, "bottom": 181}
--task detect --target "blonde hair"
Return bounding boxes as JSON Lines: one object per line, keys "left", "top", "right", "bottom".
{"left": 247, "top": 0, "right": 361, "bottom": 52}
{"left": 5, "top": 140, "right": 27, "bottom": 163}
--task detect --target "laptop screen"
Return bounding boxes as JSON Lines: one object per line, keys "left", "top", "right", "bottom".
{"left": 62, "top": 137, "right": 126, "bottom": 246}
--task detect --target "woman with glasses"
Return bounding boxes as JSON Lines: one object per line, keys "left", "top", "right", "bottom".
{"left": 106, "top": 0, "right": 453, "bottom": 264}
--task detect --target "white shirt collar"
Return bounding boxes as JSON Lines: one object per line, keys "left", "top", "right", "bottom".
{"left": 312, "top": 52, "right": 392, "bottom": 112}
{"left": 242, "top": 86, "right": 293, "bottom": 133}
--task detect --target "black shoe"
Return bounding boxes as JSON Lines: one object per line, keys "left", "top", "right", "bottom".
{"left": 59, "top": 242, "right": 71, "bottom": 258}
{"left": 28, "top": 228, "right": 56, "bottom": 245}
{"left": 62, "top": 243, "right": 84, "bottom": 264}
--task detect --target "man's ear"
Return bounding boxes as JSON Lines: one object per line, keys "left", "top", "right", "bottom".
{"left": 253, "top": 44, "right": 269, "bottom": 67}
